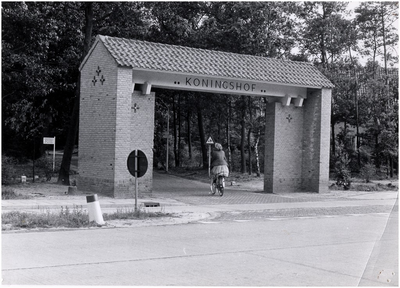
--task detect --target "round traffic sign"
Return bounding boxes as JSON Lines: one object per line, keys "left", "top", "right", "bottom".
{"left": 127, "top": 150, "right": 148, "bottom": 178}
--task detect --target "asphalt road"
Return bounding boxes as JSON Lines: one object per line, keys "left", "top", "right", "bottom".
{"left": 2, "top": 200, "right": 398, "bottom": 286}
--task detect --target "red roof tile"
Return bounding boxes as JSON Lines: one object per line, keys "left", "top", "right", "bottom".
{"left": 97, "top": 35, "right": 334, "bottom": 89}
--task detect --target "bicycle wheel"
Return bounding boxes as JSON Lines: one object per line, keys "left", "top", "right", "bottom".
{"left": 218, "top": 176, "right": 224, "bottom": 196}
{"left": 210, "top": 181, "right": 216, "bottom": 195}
{"left": 218, "top": 186, "right": 224, "bottom": 196}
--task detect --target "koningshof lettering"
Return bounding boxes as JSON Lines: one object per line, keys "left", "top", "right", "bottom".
{"left": 185, "top": 77, "right": 256, "bottom": 91}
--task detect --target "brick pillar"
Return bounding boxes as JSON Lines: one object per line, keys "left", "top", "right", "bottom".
{"left": 77, "top": 43, "right": 119, "bottom": 197}
{"left": 263, "top": 88, "right": 331, "bottom": 193}
{"left": 113, "top": 80, "right": 155, "bottom": 198}
{"left": 78, "top": 62, "right": 155, "bottom": 198}
{"left": 264, "top": 102, "right": 304, "bottom": 193}
{"left": 301, "top": 88, "right": 331, "bottom": 193}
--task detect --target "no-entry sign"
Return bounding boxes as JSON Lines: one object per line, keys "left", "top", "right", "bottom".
{"left": 127, "top": 150, "right": 148, "bottom": 178}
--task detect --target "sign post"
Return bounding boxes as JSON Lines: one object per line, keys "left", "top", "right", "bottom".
{"left": 127, "top": 150, "right": 148, "bottom": 211}
{"left": 43, "top": 137, "right": 56, "bottom": 171}
{"left": 206, "top": 136, "right": 214, "bottom": 177}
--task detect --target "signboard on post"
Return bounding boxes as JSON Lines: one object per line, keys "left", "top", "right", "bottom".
{"left": 206, "top": 136, "right": 214, "bottom": 177}
{"left": 127, "top": 150, "right": 148, "bottom": 211}
{"left": 43, "top": 137, "right": 56, "bottom": 171}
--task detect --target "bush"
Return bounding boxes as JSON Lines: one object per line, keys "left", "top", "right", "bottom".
{"left": 2, "top": 156, "right": 17, "bottom": 184}
{"left": 35, "top": 155, "right": 54, "bottom": 181}
{"left": 2, "top": 206, "right": 94, "bottom": 229}
{"left": 2, "top": 206, "right": 170, "bottom": 230}
{"left": 2, "top": 187, "right": 17, "bottom": 199}
{"left": 360, "top": 163, "right": 376, "bottom": 183}
{"left": 334, "top": 143, "right": 352, "bottom": 190}
{"left": 2, "top": 187, "right": 31, "bottom": 200}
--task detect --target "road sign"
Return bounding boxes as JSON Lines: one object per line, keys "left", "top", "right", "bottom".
{"left": 43, "top": 137, "right": 55, "bottom": 145}
{"left": 127, "top": 150, "right": 148, "bottom": 178}
{"left": 206, "top": 136, "right": 214, "bottom": 177}
{"left": 43, "top": 137, "right": 56, "bottom": 171}
{"left": 127, "top": 150, "right": 148, "bottom": 212}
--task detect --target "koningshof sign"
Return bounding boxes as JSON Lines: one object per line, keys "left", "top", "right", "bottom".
{"left": 184, "top": 77, "right": 257, "bottom": 92}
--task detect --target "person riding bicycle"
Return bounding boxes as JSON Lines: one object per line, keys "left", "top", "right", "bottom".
{"left": 210, "top": 143, "right": 229, "bottom": 187}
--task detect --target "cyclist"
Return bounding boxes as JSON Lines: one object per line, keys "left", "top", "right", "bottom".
{"left": 210, "top": 143, "right": 229, "bottom": 193}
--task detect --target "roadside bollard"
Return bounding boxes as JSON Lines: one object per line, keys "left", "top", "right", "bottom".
{"left": 86, "top": 194, "right": 105, "bottom": 225}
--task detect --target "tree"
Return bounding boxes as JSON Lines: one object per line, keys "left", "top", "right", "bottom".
{"left": 355, "top": 2, "right": 399, "bottom": 71}
{"left": 200, "top": 2, "right": 298, "bottom": 58}
{"left": 58, "top": 3, "right": 93, "bottom": 185}
{"left": 2, "top": 2, "right": 83, "bottom": 158}
{"left": 299, "top": 2, "right": 351, "bottom": 64}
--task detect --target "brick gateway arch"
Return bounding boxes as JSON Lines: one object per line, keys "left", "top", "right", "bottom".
{"left": 78, "top": 35, "right": 334, "bottom": 198}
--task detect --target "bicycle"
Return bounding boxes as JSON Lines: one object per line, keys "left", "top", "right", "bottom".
{"left": 210, "top": 173, "right": 225, "bottom": 197}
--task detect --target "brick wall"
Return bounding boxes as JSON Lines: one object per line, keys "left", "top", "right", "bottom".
{"left": 78, "top": 41, "right": 156, "bottom": 198}
{"left": 302, "top": 89, "right": 331, "bottom": 192}
{"left": 264, "top": 89, "right": 331, "bottom": 193}
{"left": 113, "top": 90, "right": 155, "bottom": 198}
{"left": 78, "top": 41, "right": 118, "bottom": 196}
{"left": 264, "top": 102, "right": 304, "bottom": 192}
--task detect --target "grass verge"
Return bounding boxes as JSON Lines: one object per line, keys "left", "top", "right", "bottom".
{"left": 2, "top": 205, "right": 171, "bottom": 231}
{"left": 2, "top": 186, "right": 32, "bottom": 200}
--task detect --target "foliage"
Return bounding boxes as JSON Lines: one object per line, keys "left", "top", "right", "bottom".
{"left": 2, "top": 156, "right": 17, "bottom": 184}
{"left": 35, "top": 155, "right": 56, "bottom": 181}
{"left": 2, "top": 186, "right": 31, "bottom": 200}
{"left": 333, "top": 142, "right": 352, "bottom": 189}
{"left": 2, "top": 206, "right": 93, "bottom": 230}
{"left": 103, "top": 207, "right": 168, "bottom": 220}
{"left": 299, "top": 2, "right": 355, "bottom": 64}
{"left": 2, "top": 206, "right": 169, "bottom": 230}
{"left": 355, "top": 2, "right": 399, "bottom": 66}
{"left": 360, "top": 163, "right": 376, "bottom": 183}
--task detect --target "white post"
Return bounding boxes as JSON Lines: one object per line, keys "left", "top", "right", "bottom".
{"left": 166, "top": 109, "right": 169, "bottom": 172}
{"left": 208, "top": 145, "right": 211, "bottom": 177}
{"left": 86, "top": 194, "right": 105, "bottom": 225}
{"left": 53, "top": 137, "right": 56, "bottom": 172}
{"left": 134, "top": 150, "right": 138, "bottom": 211}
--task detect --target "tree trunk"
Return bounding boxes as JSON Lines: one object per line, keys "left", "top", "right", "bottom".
{"left": 331, "top": 121, "right": 336, "bottom": 156}
{"left": 177, "top": 94, "right": 181, "bottom": 167}
{"left": 240, "top": 96, "right": 246, "bottom": 174}
{"left": 173, "top": 95, "right": 178, "bottom": 167}
{"left": 254, "top": 128, "right": 261, "bottom": 177}
{"left": 226, "top": 97, "right": 232, "bottom": 171}
{"left": 187, "top": 110, "right": 192, "bottom": 159}
{"left": 349, "top": 45, "right": 361, "bottom": 169}
{"left": 247, "top": 97, "right": 253, "bottom": 175}
{"left": 58, "top": 3, "right": 93, "bottom": 185}
{"left": 197, "top": 107, "right": 207, "bottom": 168}
{"left": 354, "top": 79, "right": 361, "bottom": 170}
{"left": 381, "top": 3, "right": 388, "bottom": 75}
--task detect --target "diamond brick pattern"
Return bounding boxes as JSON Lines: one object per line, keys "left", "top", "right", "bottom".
{"left": 98, "top": 35, "right": 334, "bottom": 89}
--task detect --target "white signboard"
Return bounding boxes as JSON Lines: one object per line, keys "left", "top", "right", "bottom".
{"left": 43, "top": 137, "right": 56, "bottom": 171}
{"left": 43, "top": 137, "right": 55, "bottom": 145}
{"left": 206, "top": 137, "right": 214, "bottom": 145}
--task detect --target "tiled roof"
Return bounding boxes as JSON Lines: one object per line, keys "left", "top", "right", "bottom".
{"left": 97, "top": 35, "right": 334, "bottom": 89}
